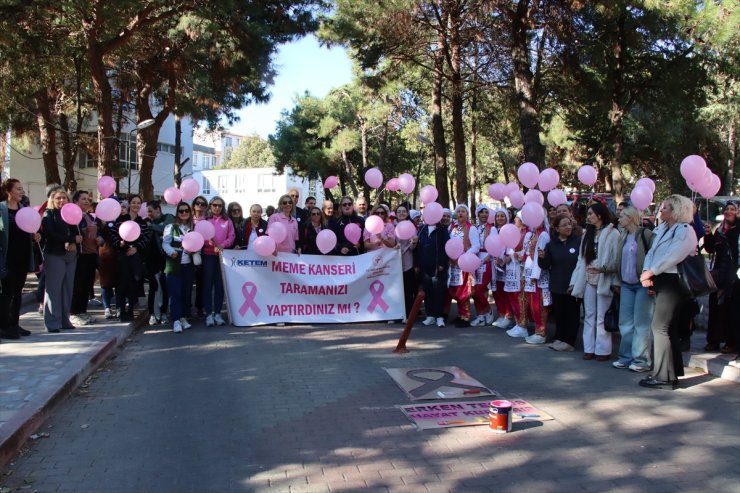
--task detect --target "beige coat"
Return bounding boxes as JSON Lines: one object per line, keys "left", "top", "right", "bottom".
{"left": 570, "top": 223, "right": 619, "bottom": 298}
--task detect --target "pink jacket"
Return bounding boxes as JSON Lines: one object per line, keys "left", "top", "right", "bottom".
{"left": 202, "top": 216, "right": 235, "bottom": 256}
{"left": 267, "top": 213, "right": 299, "bottom": 252}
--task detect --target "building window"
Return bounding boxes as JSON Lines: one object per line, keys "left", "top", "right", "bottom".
{"left": 224, "top": 137, "right": 232, "bottom": 148}
{"left": 156, "top": 142, "right": 176, "bottom": 154}
{"left": 78, "top": 152, "right": 97, "bottom": 168}
{"left": 257, "top": 174, "right": 276, "bottom": 193}
{"left": 235, "top": 175, "right": 247, "bottom": 193}
{"left": 218, "top": 175, "right": 229, "bottom": 194}
{"left": 119, "top": 133, "right": 137, "bottom": 170}
{"left": 202, "top": 176, "right": 210, "bottom": 195}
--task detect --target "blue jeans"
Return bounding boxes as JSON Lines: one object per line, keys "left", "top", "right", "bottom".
{"left": 101, "top": 287, "right": 115, "bottom": 310}
{"left": 617, "top": 282, "right": 655, "bottom": 367}
{"left": 167, "top": 264, "right": 195, "bottom": 321}
{"left": 201, "top": 254, "right": 224, "bottom": 314}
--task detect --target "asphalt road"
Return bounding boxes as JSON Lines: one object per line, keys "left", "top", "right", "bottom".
{"left": 2, "top": 319, "right": 739, "bottom": 493}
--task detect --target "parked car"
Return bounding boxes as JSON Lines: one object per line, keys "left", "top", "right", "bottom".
{"left": 697, "top": 196, "right": 740, "bottom": 226}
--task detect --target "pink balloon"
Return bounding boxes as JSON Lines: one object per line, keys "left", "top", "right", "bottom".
{"left": 365, "top": 215, "right": 384, "bottom": 235}
{"left": 386, "top": 177, "right": 400, "bottom": 192}
{"left": 97, "top": 176, "right": 116, "bottom": 198}
{"left": 524, "top": 189, "right": 544, "bottom": 205}
{"left": 419, "top": 185, "right": 438, "bottom": 204}
{"left": 16, "top": 207, "right": 41, "bottom": 233}
{"left": 538, "top": 168, "right": 560, "bottom": 191}
{"left": 164, "top": 187, "right": 182, "bottom": 205}
{"left": 316, "top": 229, "right": 337, "bottom": 254}
{"left": 253, "top": 235, "right": 276, "bottom": 257}
{"left": 179, "top": 178, "right": 200, "bottom": 201}
{"left": 267, "top": 221, "right": 287, "bottom": 243}
{"left": 630, "top": 186, "right": 653, "bottom": 210}
{"left": 195, "top": 220, "right": 216, "bottom": 240}
{"left": 547, "top": 189, "right": 567, "bottom": 207}
{"left": 182, "top": 231, "right": 205, "bottom": 252}
{"left": 95, "top": 198, "right": 120, "bottom": 222}
{"left": 445, "top": 237, "right": 464, "bottom": 260}
{"left": 344, "top": 223, "right": 362, "bottom": 244}
{"left": 323, "top": 176, "right": 338, "bottom": 189}
{"left": 365, "top": 168, "right": 383, "bottom": 189}
{"left": 458, "top": 252, "right": 482, "bottom": 273}
{"left": 699, "top": 174, "right": 721, "bottom": 199}
{"left": 61, "top": 203, "right": 83, "bottom": 226}
{"left": 119, "top": 220, "right": 141, "bottom": 242}
{"left": 499, "top": 224, "right": 521, "bottom": 249}
{"left": 577, "top": 165, "right": 598, "bottom": 186}
{"left": 422, "top": 202, "right": 443, "bottom": 225}
{"left": 139, "top": 202, "right": 148, "bottom": 219}
{"left": 397, "top": 173, "right": 416, "bottom": 195}
{"left": 395, "top": 220, "right": 417, "bottom": 240}
{"left": 485, "top": 233, "right": 506, "bottom": 258}
{"left": 487, "top": 212, "right": 497, "bottom": 224}
{"left": 488, "top": 183, "right": 506, "bottom": 201}
{"left": 505, "top": 182, "right": 520, "bottom": 197}
{"left": 680, "top": 155, "right": 707, "bottom": 183}
{"left": 509, "top": 190, "right": 525, "bottom": 209}
{"left": 635, "top": 178, "right": 655, "bottom": 193}
{"left": 521, "top": 202, "right": 545, "bottom": 228}
{"left": 517, "top": 162, "right": 540, "bottom": 189}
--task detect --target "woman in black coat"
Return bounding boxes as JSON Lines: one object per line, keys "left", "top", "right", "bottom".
{"left": 110, "top": 195, "right": 149, "bottom": 321}
{"left": 298, "top": 206, "right": 327, "bottom": 255}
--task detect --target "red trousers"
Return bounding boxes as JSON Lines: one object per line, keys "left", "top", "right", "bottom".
{"left": 448, "top": 272, "right": 472, "bottom": 320}
{"left": 471, "top": 263, "right": 492, "bottom": 315}
{"left": 491, "top": 281, "right": 511, "bottom": 318}
{"left": 526, "top": 288, "right": 548, "bottom": 335}
{"left": 507, "top": 290, "right": 528, "bottom": 327}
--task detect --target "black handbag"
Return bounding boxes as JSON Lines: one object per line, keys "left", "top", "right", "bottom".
{"left": 676, "top": 254, "right": 717, "bottom": 298}
{"left": 604, "top": 294, "right": 620, "bottom": 333}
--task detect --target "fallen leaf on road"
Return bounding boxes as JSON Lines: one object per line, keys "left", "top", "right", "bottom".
{"left": 80, "top": 424, "right": 90, "bottom": 429}
{"left": 29, "top": 432, "right": 50, "bottom": 440}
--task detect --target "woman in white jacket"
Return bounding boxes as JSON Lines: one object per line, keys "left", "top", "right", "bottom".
{"left": 447, "top": 204, "right": 480, "bottom": 327}
{"left": 569, "top": 202, "right": 619, "bottom": 361}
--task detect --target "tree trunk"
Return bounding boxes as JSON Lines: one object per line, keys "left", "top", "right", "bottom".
{"left": 607, "top": 9, "right": 626, "bottom": 203}
{"left": 87, "top": 44, "right": 117, "bottom": 179}
{"left": 448, "top": 8, "right": 467, "bottom": 206}
{"left": 470, "top": 107, "right": 478, "bottom": 213}
{"left": 58, "top": 114, "right": 77, "bottom": 193}
{"left": 342, "top": 151, "right": 359, "bottom": 198}
{"left": 34, "top": 89, "right": 62, "bottom": 186}
{"left": 509, "top": 1, "right": 545, "bottom": 167}
{"left": 174, "top": 113, "right": 183, "bottom": 187}
{"left": 431, "top": 42, "right": 450, "bottom": 207}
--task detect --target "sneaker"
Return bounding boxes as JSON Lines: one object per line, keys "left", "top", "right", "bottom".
{"left": 612, "top": 361, "right": 629, "bottom": 369}
{"left": 148, "top": 315, "right": 159, "bottom": 326}
{"left": 729, "top": 358, "right": 740, "bottom": 369}
{"left": 421, "top": 316, "right": 436, "bottom": 326}
{"left": 160, "top": 314, "right": 169, "bottom": 324}
{"left": 628, "top": 363, "right": 649, "bottom": 373}
{"left": 484, "top": 313, "right": 495, "bottom": 325}
{"left": 493, "top": 317, "right": 513, "bottom": 329}
{"left": 436, "top": 317, "right": 445, "bottom": 327}
{"left": 173, "top": 321, "right": 183, "bottom": 333}
{"left": 506, "top": 325, "right": 529, "bottom": 338}
{"left": 104, "top": 308, "right": 115, "bottom": 320}
{"left": 88, "top": 297, "right": 102, "bottom": 306}
{"left": 213, "top": 313, "right": 226, "bottom": 326}
{"left": 205, "top": 314, "right": 215, "bottom": 327}
{"left": 525, "top": 334, "right": 547, "bottom": 345}
{"left": 469, "top": 315, "right": 486, "bottom": 327}
{"left": 551, "top": 341, "right": 575, "bottom": 352}
{"left": 82, "top": 313, "right": 97, "bottom": 324}
{"left": 69, "top": 315, "right": 90, "bottom": 326}
{"left": 180, "top": 318, "right": 192, "bottom": 330}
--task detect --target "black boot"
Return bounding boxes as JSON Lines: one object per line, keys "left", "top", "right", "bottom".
{"left": 0, "top": 327, "right": 21, "bottom": 340}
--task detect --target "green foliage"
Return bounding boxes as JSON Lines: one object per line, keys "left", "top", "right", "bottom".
{"left": 218, "top": 134, "right": 276, "bottom": 169}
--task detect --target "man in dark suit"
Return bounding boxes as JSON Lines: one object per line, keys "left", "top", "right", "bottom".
{"left": 288, "top": 188, "right": 308, "bottom": 225}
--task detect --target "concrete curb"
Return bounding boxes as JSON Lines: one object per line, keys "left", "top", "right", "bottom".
{"left": 0, "top": 311, "right": 148, "bottom": 468}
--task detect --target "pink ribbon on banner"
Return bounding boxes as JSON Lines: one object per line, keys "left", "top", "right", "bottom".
{"left": 367, "top": 280, "right": 389, "bottom": 313}
{"left": 239, "top": 282, "right": 261, "bottom": 316}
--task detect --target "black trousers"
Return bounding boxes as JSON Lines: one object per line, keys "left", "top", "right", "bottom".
{"left": 419, "top": 269, "right": 448, "bottom": 319}
{"left": 71, "top": 254, "right": 97, "bottom": 315}
{"left": 651, "top": 273, "right": 688, "bottom": 381}
{"left": 116, "top": 252, "right": 144, "bottom": 313}
{"left": 402, "top": 268, "right": 418, "bottom": 317}
{"left": 0, "top": 265, "right": 29, "bottom": 331}
{"left": 552, "top": 292, "right": 581, "bottom": 347}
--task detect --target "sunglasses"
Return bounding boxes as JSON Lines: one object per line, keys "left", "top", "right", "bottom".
{"left": 281, "top": 201, "right": 293, "bottom": 206}
{"left": 177, "top": 209, "right": 190, "bottom": 214}
{"left": 194, "top": 201, "right": 206, "bottom": 206}
{"left": 311, "top": 212, "right": 321, "bottom": 216}
{"left": 211, "top": 203, "right": 224, "bottom": 208}
{"left": 341, "top": 202, "right": 353, "bottom": 207}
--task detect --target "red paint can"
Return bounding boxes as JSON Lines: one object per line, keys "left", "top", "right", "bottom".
{"left": 488, "top": 400, "right": 513, "bottom": 433}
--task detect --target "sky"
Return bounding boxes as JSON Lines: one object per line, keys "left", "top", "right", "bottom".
{"left": 231, "top": 35, "right": 354, "bottom": 139}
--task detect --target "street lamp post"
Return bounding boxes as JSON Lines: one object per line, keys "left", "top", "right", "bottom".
{"left": 126, "top": 118, "right": 156, "bottom": 196}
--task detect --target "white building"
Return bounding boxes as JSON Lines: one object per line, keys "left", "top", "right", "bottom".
{"left": 5, "top": 115, "right": 194, "bottom": 205}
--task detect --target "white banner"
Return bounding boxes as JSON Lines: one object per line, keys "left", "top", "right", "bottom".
{"left": 221, "top": 249, "right": 405, "bottom": 326}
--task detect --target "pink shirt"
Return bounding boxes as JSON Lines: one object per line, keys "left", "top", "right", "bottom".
{"left": 267, "top": 213, "right": 299, "bottom": 252}
{"left": 364, "top": 222, "right": 396, "bottom": 250}
{"left": 202, "top": 216, "right": 235, "bottom": 256}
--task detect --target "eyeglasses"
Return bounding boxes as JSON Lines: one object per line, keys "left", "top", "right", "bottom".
{"left": 281, "top": 201, "right": 293, "bottom": 206}
{"left": 341, "top": 202, "right": 353, "bottom": 207}
{"left": 289, "top": 194, "right": 299, "bottom": 199}
{"left": 211, "top": 203, "right": 224, "bottom": 208}
{"left": 177, "top": 209, "right": 190, "bottom": 214}
{"left": 194, "top": 201, "right": 206, "bottom": 206}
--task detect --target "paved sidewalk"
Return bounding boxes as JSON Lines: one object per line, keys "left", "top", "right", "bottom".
{"left": 0, "top": 292, "right": 146, "bottom": 466}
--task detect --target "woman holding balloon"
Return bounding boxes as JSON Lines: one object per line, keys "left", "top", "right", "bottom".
{"left": 0, "top": 179, "right": 40, "bottom": 339}
{"left": 330, "top": 196, "right": 365, "bottom": 256}
{"left": 40, "top": 189, "right": 81, "bottom": 333}
{"left": 111, "top": 195, "right": 150, "bottom": 322}
{"left": 470, "top": 205, "right": 494, "bottom": 326}
{"left": 394, "top": 203, "right": 418, "bottom": 318}
{"left": 267, "top": 194, "right": 299, "bottom": 254}
{"left": 243, "top": 204, "right": 268, "bottom": 251}
{"left": 202, "top": 196, "right": 235, "bottom": 327}
{"left": 162, "top": 202, "right": 198, "bottom": 333}
{"left": 364, "top": 204, "right": 396, "bottom": 251}
{"left": 520, "top": 205, "right": 552, "bottom": 344}
{"left": 298, "top": 206, "right": 326, "bottom": 255}
{"left": 446, "top": 204, "right": 480, "bottom": 328}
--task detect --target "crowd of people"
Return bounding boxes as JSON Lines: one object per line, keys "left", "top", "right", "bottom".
{"left": 0, "top": 178, "right": 738, "bottom": 391}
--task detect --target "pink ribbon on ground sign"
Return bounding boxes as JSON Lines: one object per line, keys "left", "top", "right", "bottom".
{"left": 367, "top": 280, "right": 389, "bottom": 313}
{"left": 239, "top": 282, "right": 261, "bottom": 316}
